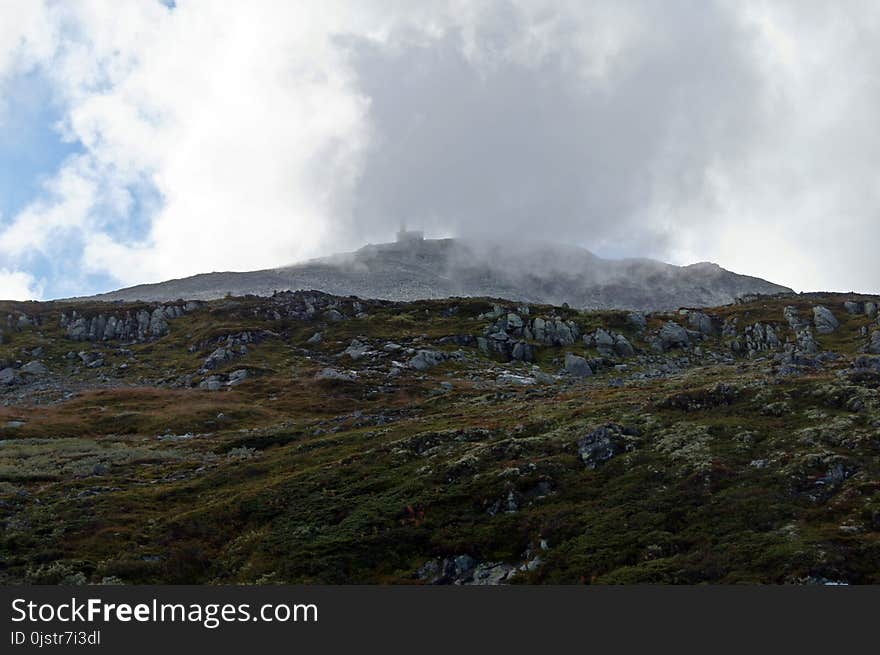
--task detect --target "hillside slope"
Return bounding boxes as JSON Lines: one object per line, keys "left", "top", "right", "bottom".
{"left": 1, "top": 290, "right": 879, "bottom": 584}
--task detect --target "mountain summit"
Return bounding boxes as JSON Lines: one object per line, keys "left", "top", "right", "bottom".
{"left": 83, "top": 237, "right": 792, "bottom": 310}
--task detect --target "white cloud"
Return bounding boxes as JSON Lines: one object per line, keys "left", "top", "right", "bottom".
{"left": 0, "top": 0, "right": 878, "bottom": 297}
{"left": 0, "top": 269, "right": 42, "bottom": 301}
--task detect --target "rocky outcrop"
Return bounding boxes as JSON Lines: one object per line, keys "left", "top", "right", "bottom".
{"left": 583, "top": 328, "right": 635, "bottom": 358}
{"left": 476, "top": 310, "right": 577, "bottom": 362}
{"left": 742, "top": 322, "right": 781, "bottom": 355}
{"left": 487, "top": 312, "right": 580, "bottom": 347}
{"left": 784, "top": 306, "right": 820, "bottom": 354}
{"left": 60, "top": 303, "right": 195, "bottom": 342}
{"left": 844, "top": 300, "right": 879, "bottom": 317}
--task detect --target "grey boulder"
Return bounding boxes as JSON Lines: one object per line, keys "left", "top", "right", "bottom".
{"left": 812, "top": 306, "right": 839, "bottom": 334}
{"left": 0, "top": 367, "right": 21, "bottom": 386}
{"left": 564, "top": 353, "right": 593, "bottom": 377}
{"left": 409, "top": 349, "right": 447, "bottom": 371}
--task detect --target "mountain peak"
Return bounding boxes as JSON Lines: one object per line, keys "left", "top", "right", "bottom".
{"left": 79, "top": 237, "right": 792, "bottom": 310}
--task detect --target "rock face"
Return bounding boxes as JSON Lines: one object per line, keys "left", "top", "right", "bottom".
{"left": 78, "top": 238, "right": 793, "bottom": 311}
{"left": 812, "top": 306, "right": 840, "bottom": 334}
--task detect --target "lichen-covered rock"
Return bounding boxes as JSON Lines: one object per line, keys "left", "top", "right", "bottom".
{"left": 577, "top": 424, "right": 638, "bottom": 469}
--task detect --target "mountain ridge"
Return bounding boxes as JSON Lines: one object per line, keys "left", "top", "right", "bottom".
{"left": 76, "top": 237, "right": 793, "bottom": 310}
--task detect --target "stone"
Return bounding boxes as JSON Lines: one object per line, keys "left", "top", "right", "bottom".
{"left": 315, "top": 368, "right": 356, "bottom": 382}
{"left": 865, "top": 302, "right": 878, "bottom": 318}
{"left": 844, "top": 301, "right": 863, "bottom": 315}
{"left": 408, "top": 349, "right": 447, "bottom": 371}
{"left": 614, "top": 334, "right": 635, "bottom": 358}
{"left": 530, "top": 366, "right": 556, "bottom": 384}
{"left": 306, "top": 331, "right": 322, "bottom": 345}
{"left": 688, "top": 311, "right": 714, "bottom": 335}
{"left": 149, "top": 308, "right": 169, "bottom": 337}
{"left": 868, "top": 331, "right": 880, "bottom": 355}
{"left": 658, "top": 321, "right": 690, "bottom": 350}
{"left": 813, "top": 305, "right": 839, "bottom": 334}
{"left": 323, "top": 309, "right": 345, "bottom": 322}
{"left": 577, "top": 424, "right": 638, "bottom": 469}
{"left": 564, "top": 353, "right": 593, "bottom": 377}
{"left": 496, "top": 372, "right": 537, "bottom": 386}
{"left": 343, "top": 339, "right": 370, "bottom": 361}
{"left": 510, "top": 341, "right": 534, "bottom": 362}
{"left": 199, "top": 376, "right": 223, "bottom": 391}
{"left": 20, "top": 361, "right": 48, "bottom": 376}
{"left": 0, "top": 367, "right": 20, "bottom": 386}
{"left": 203, "top": 347, "right": 234, "bottom": 370}
{"left": 628, "top": 312, "right": 647, "bottom": 332}
{"left": 468, "top": 562, "right": 517, "bottom": 585}
{"left": 227, "top": 369, "right": 249, "bottom": 386}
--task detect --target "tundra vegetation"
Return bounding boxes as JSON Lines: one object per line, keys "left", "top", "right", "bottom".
{"left": 0, "top": 290, "right": 878, "bottom": 584}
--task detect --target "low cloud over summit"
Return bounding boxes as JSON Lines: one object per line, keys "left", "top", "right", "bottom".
{"left": 1, "top": 1, "right": 879, "bottom": 300}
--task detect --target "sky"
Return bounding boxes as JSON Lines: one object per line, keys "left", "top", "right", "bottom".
{"left": 0, "top": 0, "right": 879, "bottom": 300}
